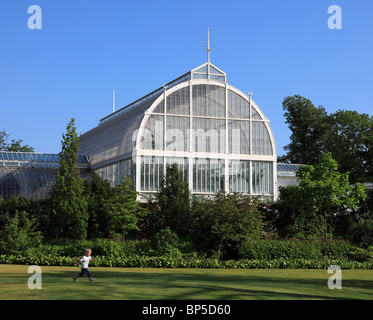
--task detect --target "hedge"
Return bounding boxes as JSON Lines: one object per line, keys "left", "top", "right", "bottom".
{"left": 238, "top": 239, "right": 373, "bottom": 262}
{"left": 1, "top": 238, "right": 372, "bottom": 269}
{"left": 1, "top": 254, "right": 373, "bottom": 269}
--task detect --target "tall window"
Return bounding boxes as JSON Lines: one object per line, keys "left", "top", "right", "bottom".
{"left": 252, "top": 161, "right": 273, "bottom": 195}
{"left": 229, "top": 160, "right": 250, "bottom": 193}
{"left": 193, "top": 158, "right": 224, "bottom": 193}
{"left": 140, "top": 156, "right": 164, "bottom": 191}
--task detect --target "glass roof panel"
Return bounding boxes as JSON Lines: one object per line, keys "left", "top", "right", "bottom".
{"left": 209, "top": 65, "right": 224, "bottom": 75}
{"left": 0, "top": 151, "right": 89, "bottom": 164}
{"left": 277, "top": 163, "right": 300, "bottom": 172}
{"left": 194, "top": 65, "right": 208, "bottom": 73}
{"left": 210, "top": 75, "right": 225, "bottom": 81}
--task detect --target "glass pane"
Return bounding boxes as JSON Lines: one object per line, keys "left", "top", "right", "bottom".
{"left": 167, "top": 87, "right": 190, "bottom": 115}
{"left": 141, "top": 115, "right": 164, "bottom": 150}
{"left": 166, "top": 157, "right": 188, "bottom": 178}
{"left": 210, "top": 75, "right": 225, "bottom": 82}
{"left": 140, "top": 156, "right": 164, "bottom": 191}
{"left": 252, "top": 161, "right": 273, "bottom": 195}
{"left": 192, "top": 73, "right": 208, "bottom": 80}
{"left": 251, "top": 107, "right": 262, "bottom": 120}
{"left": 166, "top": 116, "right": 189, "bottom": 152}
{"left": 194, "top": 65, "right": 208, "bottom": 73}
{"left": 192, "top": 118, "right": 225, "bottom": 153}
{"left": 153, "top": 100, "right": 164, "bottom": 113}
{"left": 209, "top": 65, "right": 224, "bottom": 75}
{"left": 229, "top": 160, "right": 250, "bottom": 193}
{"left": 192, "top": 84, "right": 225, "bottom": 118}
{"left": 252, "top": 121, "right": 273, "bottom": 155}
{"left": 228, "top": 90, "right": 250, "bottom": 119}
{"left": 228, "top": 120, "right": 250, "bottom": 154}
{"left": 193, "top": 158, "right": 224, "bottom": 193}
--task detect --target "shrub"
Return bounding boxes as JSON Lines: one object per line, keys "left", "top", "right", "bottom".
{"left": 0, "top": 210, "right": 43, "bottom": 254}
{"left": 238, "top": 240, "right": 323, "bottom": 260}
{"left": 351, "top": 216, "right": 373, "bottom": 249}
{"left": 3, "top": 238, "right": 371, "bottom": 269}
{"left": 238, "top": 239, "right": 373, "bottom": 262}
{"left": 192, "top": 193, "right": 265, "bottom": 260}
{"left": 1, "top": 253, "right": 373, "bottom": 269}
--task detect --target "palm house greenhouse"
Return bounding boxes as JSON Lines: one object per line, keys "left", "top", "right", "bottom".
{"left": 78, "top": 62, "right": 278, "bottom": 201}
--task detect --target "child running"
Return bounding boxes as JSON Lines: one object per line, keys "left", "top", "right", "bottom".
{"left": 73, "top": 248, "right": 96, "bottom": 282}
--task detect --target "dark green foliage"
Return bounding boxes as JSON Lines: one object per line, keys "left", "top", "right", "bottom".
{"left": 276, "top": 153, "right": 367, "bottom": 240}
{"left": 84, "top": 174, "right": 145, "bottom": 241}
{"left": 0, "top": 210, "right": 42, "bottom": 254}
{"left": 148, "top": 163, "right": 193, "bottom": 239}
{"left": 279, "top": 95, "right": 328, "bottom": 165}
{"left": 84, "top": 173, "right": 113, "bottom": 239}
{"left": 1, "top": 238, "right": 372, "bottom": 269}
{"left": 326, "top": 110, "right": 373, "bottom": 184}
{"left": 350, "top": 189, "right": 373, "bottom": 248}
{"left": 0, "top": 129, "right": 34, "bottom": 152}
{"left": 150, "top": 228, "right": 183, "bottom": 259}
{"left": 104, "top": 177, "right": 146, "bottom": 241}
{"left": 351, "top": 213, "right": 373, "bottom": 249}
{"left": 2, "top": 98, "right": 373, "bottom": 267}
{"left": 192, "top": 193, "right": 265, "bottom": 259}
{"left": 280, "top": 95, "right": 373, "bottom": 184}
{"left": 48, "top": 118, "right": 88, "bottom": 239}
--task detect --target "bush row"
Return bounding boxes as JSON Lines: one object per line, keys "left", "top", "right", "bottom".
{"left": 19, "top": 238, "right": 373, "bottom": 262}
{"left": 1, "top": 254, "right": 372, "bottom": 269}
{"left": 239, "top": 239, "right": 373, "bottom": 262}
{"left": 21, "top": 238, "right": 148, "bottom": 258}
{"left": 2, "top": 238, "right": 372, "bottom": 269}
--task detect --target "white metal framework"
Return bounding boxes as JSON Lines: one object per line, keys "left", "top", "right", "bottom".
{"left": 79, "top": 62, "right": 277, "bottom": 201}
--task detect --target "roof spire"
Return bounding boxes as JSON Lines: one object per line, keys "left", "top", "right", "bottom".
{"left": 204, "top": 27, "right": 214, "bottom": 63}
{"left": 112, "top": 89, "right": 115, "bottom": 113}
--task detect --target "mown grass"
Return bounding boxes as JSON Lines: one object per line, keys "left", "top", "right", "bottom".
{"left": 1, "top": 265, "right": 373, "bottom": 300}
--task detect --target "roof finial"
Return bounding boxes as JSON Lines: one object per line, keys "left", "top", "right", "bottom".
{"left": 204, "top": 27, "right": 214, "bottom": 63}
{"left": 112, "top": 89, "right": 115, "bottom": 113}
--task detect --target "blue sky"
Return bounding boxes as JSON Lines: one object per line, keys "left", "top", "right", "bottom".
{"left": 1, "top": 0, "right": 372, "bottom": 156}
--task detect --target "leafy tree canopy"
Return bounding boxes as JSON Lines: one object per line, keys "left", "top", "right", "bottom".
{"left": 48, "top": 118, "right": 88, "bottom": 239}
{"left": 277, "top": 153, "right": 367, "bottom": 240}
{"left": 279, "top": 95, "right": 373, "bottom": 184}
{"left": 0, "top": 129, "right": 34, "bottom": 152}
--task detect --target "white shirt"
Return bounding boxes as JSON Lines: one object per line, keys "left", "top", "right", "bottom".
{"left": 79, "top": 255, "right": 92, "bottom": 269}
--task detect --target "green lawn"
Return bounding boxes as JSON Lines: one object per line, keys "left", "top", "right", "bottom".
{"left": 1, "top": 264, "right": 373, "bottom": 300}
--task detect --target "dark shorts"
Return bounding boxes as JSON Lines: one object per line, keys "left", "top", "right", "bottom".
{"left": 79, "top": 268, "right": 92, "bottom": 277}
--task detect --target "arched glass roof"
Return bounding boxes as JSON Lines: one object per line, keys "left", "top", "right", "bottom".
{"left": 79, "top": 62, "right": 277, "bottom": 199}
{"left": 0, "top": 151, "right": 89, "bottom": 168}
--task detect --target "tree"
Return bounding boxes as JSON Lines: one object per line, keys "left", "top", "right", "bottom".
{"left": 279, "top": 95, "right": 328, "bottom": 164}
{"left": 0, "top": 210, "right": 43, "bottom": 254}
{"left": 277, "top": 153, "right": 366, "bottom": 240}
{"left": 192, "top": 192, "right": 265, "bottom": 259}
{"left": 84, "top": 173, "right": 114, "bottom": 239}
{"left": 48, "top": 118, "right": 88, "bottom": 239}
{"left": 0, "top": 129, "right": 34, "bottom": 152}
{"left": 149, "top": 163, "right": 193, "bottom": 239}
{"left": 326, "top": 110, "right": 373, "bottom": 184}
{"left": 279, "top": 95, "right": 373, "bottom": 184}
{"left": 104, "top": 177, "right": 145, "bottom": 241}
{"left": 274, "top": 185, "right": 321, "bottom": 238}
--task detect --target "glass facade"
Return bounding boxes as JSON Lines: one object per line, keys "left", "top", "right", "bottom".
{"left": 140, "top": 156, "right": 163, "bottom": 191}
{"left": 252, "top": 161, "right": 273, "bottom": 195}
{"left": 2, "top": 64, "right": 278, "bottom": 201}
{"left": 95, "top": 158, "right": 135, "bottom": 188}
{"left": 193, "top": 158, "right": 224, "bottom": 193}
{"left": 80, "top": 62, "right": 277, "bottom": 200}
{"left": 0, "top": 151, "right": 90, "bottom": 200}
{"left": 229, "top": 160, "right": 250, "bottom": 193}
{"left": 141, "top": 83, "right": 273, "bottom": 157}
